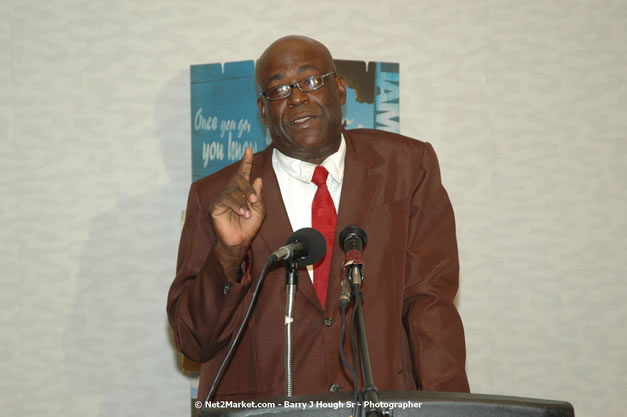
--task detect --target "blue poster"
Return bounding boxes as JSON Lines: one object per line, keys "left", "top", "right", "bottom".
{"left": 336, "top": 60, "right": 400, "bottom": 132}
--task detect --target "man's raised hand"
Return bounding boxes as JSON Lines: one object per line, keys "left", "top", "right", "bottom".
{"left": 209, "top": 147, "right": 265, "bottom": 279}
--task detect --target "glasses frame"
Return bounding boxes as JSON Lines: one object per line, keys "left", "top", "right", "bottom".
{"left": 259, "top": 72, "right": 336, "bottom": 101}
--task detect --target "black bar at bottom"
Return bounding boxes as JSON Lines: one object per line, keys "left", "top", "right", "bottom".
{"left": 197, "top": 390, "right": 574, "bottom": 417}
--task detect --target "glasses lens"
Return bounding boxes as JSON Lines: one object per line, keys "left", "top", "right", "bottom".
{"left": 266, "top": 85, "right": 290, "bottom": 100}
{"left": 298, "top": 75, "right": 324, "bottom": 92}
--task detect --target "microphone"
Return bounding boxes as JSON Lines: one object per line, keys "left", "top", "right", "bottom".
{"left": 271, "top": 227, "right": 326, "bottom": 266}
{"left": 339, "top": 225, "right": 367, "bottom": 292}
{"left": 340, "top": 224, "right": 367, "bottom": 254}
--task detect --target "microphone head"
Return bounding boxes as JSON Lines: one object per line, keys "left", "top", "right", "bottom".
{"left": 339, "top": 224, "right": 367, "bottom": 251}
{"left": 287, "top": 228, "right": 326, "bottom": 266}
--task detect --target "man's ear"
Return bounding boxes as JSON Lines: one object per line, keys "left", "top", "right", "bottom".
{"left": 335, "top": 75, "right": 347, "bottom": 105}
{"left": 257, "top": 96, "right": 268, "bottom": 125}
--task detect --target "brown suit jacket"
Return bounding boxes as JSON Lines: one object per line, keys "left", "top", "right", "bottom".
{"left": 167, "top": 129, "right": 469, "bottom": 402}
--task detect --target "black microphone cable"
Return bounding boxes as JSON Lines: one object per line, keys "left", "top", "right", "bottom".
{"left": 350, "top": 294, "right": 362, "bottom": 417}
{"left": 339, "top": 301, "right": 360, "bottom": 417}
{"left": 204, "top": 255, "right": 274, "bottom": 404}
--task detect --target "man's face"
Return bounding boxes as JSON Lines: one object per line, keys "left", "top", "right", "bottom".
{"left": 256, "top": 38, "right": 347, "bottom": 164}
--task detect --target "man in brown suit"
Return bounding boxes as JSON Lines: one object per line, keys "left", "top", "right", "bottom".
{"left": 167, "top": 35, "right": 470, "bottom": 403}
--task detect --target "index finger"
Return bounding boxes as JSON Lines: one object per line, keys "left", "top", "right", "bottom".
{"left": 238, "top": 147, "right": 254, "bottom": 181}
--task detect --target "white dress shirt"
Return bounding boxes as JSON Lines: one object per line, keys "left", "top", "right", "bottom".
{"left": 271, "top": 135, "right": 346, "bottom": 281}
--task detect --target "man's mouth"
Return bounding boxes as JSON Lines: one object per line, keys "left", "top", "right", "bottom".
{"left": 290, "top": 116, "right": 314, "bottom": 126}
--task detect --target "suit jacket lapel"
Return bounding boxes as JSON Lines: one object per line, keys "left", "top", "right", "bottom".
{"left": 252, "top": 146, "right": 292, "bottom": 257}
{"left": 325, "top": 130, "right": 384, "bottom": 314}
{"left": 251, "top": 146, "right": 321, "bottom": 309}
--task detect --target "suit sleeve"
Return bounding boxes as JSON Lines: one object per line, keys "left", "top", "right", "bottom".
{"left": 166, "top": 182, "right": 254, "bottom": 363}
{"left": 402, "top": 142, "right": 470, "bottom": 392}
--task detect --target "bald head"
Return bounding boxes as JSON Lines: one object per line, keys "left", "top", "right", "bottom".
{"left": 255, "top": 36, "right": 336, "bottom": 90}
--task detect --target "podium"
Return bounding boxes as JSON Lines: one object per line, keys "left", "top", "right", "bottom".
{"left": 198, "top": 391, "right": 574, "bottom": 416}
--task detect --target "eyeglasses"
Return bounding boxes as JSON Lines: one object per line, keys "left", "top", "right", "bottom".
{"left": 259, "top": 72, "right": 336, "bottom": 101}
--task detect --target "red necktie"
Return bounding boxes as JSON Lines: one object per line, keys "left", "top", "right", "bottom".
{"left": 311, "top": 166, "right": 337, "bottom": 309}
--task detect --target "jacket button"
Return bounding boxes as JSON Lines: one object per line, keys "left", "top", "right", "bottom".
{"left": 329, "top": 383, "right": 340, "bottom": 392}
{"left": 323, "top": 318, "right": 334, "bottom": 327}
{"left": 223, "top": 282, "right": 232, "bottom": 295}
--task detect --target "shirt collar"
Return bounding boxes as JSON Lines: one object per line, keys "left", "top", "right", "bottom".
{"left": 272, "top": 134, "right": 346, "bottom": 184}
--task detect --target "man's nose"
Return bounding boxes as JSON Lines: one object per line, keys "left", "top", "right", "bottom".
{"left": 287, "top": 86, "right": 309, "bottom": 106}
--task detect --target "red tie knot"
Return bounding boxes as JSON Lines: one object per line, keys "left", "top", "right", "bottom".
{"left": 312, "top": 166, "right": 329, "bottom": 187}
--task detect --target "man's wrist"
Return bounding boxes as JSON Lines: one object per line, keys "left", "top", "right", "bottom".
{"left": 215, "top": 243, "right": 250, "bottom": 283}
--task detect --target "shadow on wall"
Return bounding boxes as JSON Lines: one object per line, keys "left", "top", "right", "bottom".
{"left": 63, "top": 70, "right": 192, "bottom": 416}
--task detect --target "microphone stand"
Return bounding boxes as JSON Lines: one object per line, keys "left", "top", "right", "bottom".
{"left": 346, "top": 261, "right": 387, "bottom": 417}
{"left": 284, "top": 259, "right": 298, "bottom": 397}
